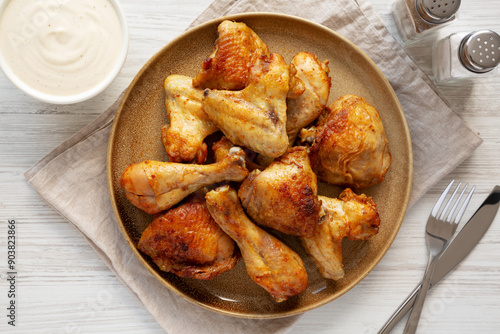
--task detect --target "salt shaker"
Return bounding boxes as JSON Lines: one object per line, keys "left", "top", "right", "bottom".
{"left": 391, "top": 0, "right": 461, "bottom": 43}
{"left": 432, "top": 30, "right": 500, "bottom": 84}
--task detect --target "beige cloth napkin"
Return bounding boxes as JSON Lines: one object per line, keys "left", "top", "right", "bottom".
{"left": 25, "top": 0, "right": 482, "bottom": 333}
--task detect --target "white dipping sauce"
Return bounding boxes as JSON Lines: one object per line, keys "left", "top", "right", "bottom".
{"left": 0, "top": 0, "right": 123, "bottom": 96}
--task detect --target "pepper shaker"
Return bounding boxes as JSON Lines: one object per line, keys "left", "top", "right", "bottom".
{"left": 432, "top": 30, "right": 500, "bottom": 84}
{"left": 391, "top": 0, "right": 461, "bottom": 43}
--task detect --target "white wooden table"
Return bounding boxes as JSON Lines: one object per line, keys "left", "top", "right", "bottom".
{"left": 1, "top": 0, "right": 499, "bottom": 333}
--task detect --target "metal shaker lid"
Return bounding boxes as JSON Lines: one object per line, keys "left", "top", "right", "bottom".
{"left": 459, "top": 30, "right": 500, "bottom": 73}
{"left": 415, "top": 0, "right": 461, "bottom": 24}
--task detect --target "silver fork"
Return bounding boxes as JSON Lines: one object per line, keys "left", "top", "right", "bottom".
{"left": 403, "top": 180, "right": 475, "bottom": 334}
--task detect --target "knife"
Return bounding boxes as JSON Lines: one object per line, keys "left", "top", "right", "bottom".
{"left": 378, "top": 185, "right": 500, "bottom": 334}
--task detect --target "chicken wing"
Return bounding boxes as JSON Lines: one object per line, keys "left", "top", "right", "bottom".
{"left": 203, "top": 53, "right": 289, "bottom": 158}
{"left": 301, "top": 189, "right": 380, "bottom": 280}
{"left": 120, "top": 138, "right": 248, "bottom": 214}
{"left": 300, "top": 94, "right": 391, "bottom": 189}
{"left": 238, "top": 146, "right": 321, "bottom": 238}
{"left": 193, "top": 20, "right": 270, "bottom": 90}
{"left": 205, "top": 185, "right": 308, "bottom": 302}
{"left": 287, "top": 52, "right": 331, "bottom": 144}
{"left": 161, "top": 75, "right": 219, "bottom": 164}
{"left": 138, "top": 195, "right": 239, "bottom": 279}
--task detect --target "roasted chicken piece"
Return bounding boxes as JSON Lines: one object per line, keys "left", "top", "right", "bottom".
{"left": 138, "top": 195, "right": 239, "bottom": 279}
{"left": 238, "top": 146, "right": 321, "bottom": 238}
{"left": 193, "top": 20, "right": 270, "bottom": 90}
{"left": 300, "top": 94, "right": 391, "bottom": 189}
{"left": 301, "top": 189, "right": 380, "bottom": 280}
{"left": 287, "top": 52, "right": 331, "bottom": 144}
{"left": 203, "top": 53, "right": 289, "bottom": 158}
{"left": 120, "top": 138, "right": 248, "bottom": 214}
{"left": 161, "top": 75, "right": 219, "bottom": 164}
{"left": 206, "top": 185, "right": 308, "bottom": 302}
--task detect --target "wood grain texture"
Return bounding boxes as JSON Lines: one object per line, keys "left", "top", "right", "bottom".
{"left": 1, "top": 0, "right": 499, "bottom": 333}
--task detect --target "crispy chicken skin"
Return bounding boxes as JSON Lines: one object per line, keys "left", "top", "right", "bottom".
{"left": 301, "top": 189, "right": 380, "bottom": 280}
{"left": 300, "top": 94, "right": 391, "bottom": 189}
{"left": 193, "top": 20, "right": 270, "bottom": 90}
{"left": 161, "top": 75, "right": 219, "bottom": 164}
{"left": 287, "top": 52, "right": 331, "bottom": 144}
{"left": 203, "top": 53, "right": 289, "bottom": 158}
{"left": 120, "top": 137, "right": 248, "bottom": 214}
{"left": 238, "top": 146, "right": 321, "bottom": 238}
{"left": 206, "top": 185, "right": 308, "bottom": 302}
{"left": 138, "top": 196, "right": 239, "bottom": 279}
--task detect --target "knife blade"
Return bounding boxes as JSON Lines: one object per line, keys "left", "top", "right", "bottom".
{"left": 378, "top": 185, "right": 500, "bottom": 334}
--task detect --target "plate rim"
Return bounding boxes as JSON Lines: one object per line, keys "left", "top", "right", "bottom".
{"left": 107, "top": 12, "right": 413, "bottom": 319}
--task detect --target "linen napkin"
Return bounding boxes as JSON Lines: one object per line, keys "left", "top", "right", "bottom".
{"left": 25, "top": 0, "right": 482, "bottom": 333}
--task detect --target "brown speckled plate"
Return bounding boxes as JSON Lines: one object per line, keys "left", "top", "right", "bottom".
{"left": 107, "top": 13, "right": 413, "bottom": 319}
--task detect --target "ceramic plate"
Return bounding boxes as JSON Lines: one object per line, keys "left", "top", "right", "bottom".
{"left": 107, "top": 13, "right": 413, "bottom": 319}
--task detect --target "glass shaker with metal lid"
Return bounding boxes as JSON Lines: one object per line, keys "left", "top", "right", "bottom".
{"left": 432, "top": 30, "right": 500, "bottom": 84}
{"left": 391, "top": 0, "right": 461, "bottom": 43}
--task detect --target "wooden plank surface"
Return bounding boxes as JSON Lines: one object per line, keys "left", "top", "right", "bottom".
{"left": 1, "top": 0, "right": 499, "bottom": 333}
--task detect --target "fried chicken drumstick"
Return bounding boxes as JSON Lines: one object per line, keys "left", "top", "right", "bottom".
{"left": 301, "top": 189, "right": 380, "bottom": 280}
{"left": 138, "top": 195, "right": 239, "bottom": 279}
{"left": 301, "top": 94, "right": 391, "bottom": 189}
{"left": 287, "top": 52, "right": 331, "bottom": 144}
{"left": 202, "top": 53, "right": 290, "bottom": 158}
{"left": 238, "top": 146, "right": 321, "bottom": 238}
{"left": 120, "top": 138, "right": 248, "bottom": 214}
{"left": 206, "top": 185, "right": 308, "bottom": 302}
{"left": 193, "top": 20, "right": 270, "bottom": 90}
{"left": 161, "top": 75, "right": 218, "bottom": 164}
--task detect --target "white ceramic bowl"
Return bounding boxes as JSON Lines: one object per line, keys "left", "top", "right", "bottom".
{"left": 0, "top": 0, "right": 129, "bottom": 104}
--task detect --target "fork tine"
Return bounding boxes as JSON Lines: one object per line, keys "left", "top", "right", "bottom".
{"left": 445, "top": 184, "right": 468, "bottom": 223}
{"left": 452, "top": 185, "right": 476, "bottom": 225}
{"left": 438, "top": 181, "right": 462, "bottom": 221}
{"left": 432, "top": 180, "right": 455, "bottom": 217}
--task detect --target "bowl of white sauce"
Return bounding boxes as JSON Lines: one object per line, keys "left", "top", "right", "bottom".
{"left": 0, "top": 0, "right": 128, "bottom": 104}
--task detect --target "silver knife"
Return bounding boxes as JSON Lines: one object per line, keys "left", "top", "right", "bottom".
{"left": 378, "top": 185, "right": 500, "bottom": 334}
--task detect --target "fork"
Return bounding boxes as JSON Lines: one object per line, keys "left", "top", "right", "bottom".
{"left": 403, "top": 180, "right": 475, "bottom": 334}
